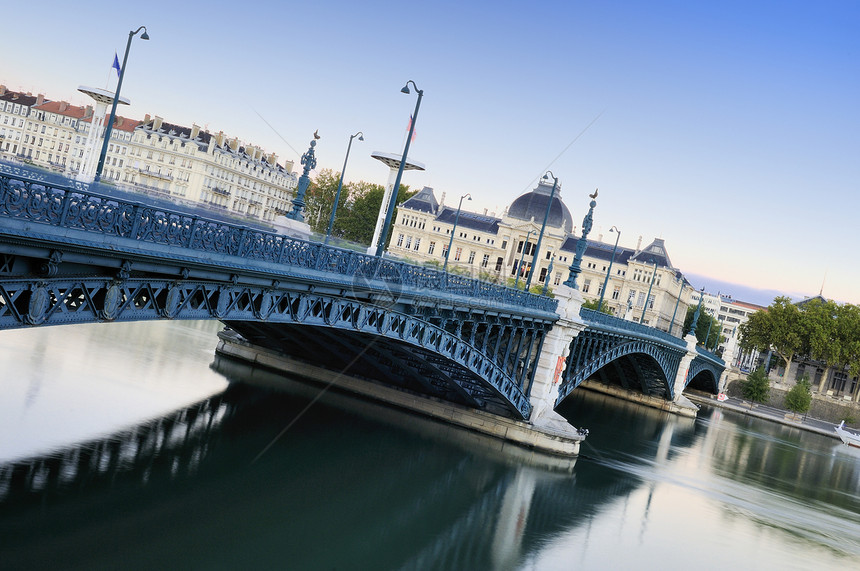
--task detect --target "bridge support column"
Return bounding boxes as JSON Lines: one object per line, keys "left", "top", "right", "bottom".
{"left": 528, "top": 285, "right": 586, "bottom": 431}
{"left": 672, "top": 334, "right": 699, "bottom": 404}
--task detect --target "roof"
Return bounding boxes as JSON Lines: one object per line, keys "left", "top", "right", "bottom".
{"left": 436, "top": 207, "right": 500, "bottom": 233}
{"left": 0, "top": 90, "right": 41, "bottom": 107}
{"left": 507, "top": 178, "right": 573, "bottom": 231}
{"left": 630, "top": 238, "right": 673, "bottom": 268}
{"left": 400, "top": 186, "right": 438, "bottom": 214}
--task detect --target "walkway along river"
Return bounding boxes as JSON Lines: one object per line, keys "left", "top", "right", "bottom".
{"left": 1, "top": 320, "right": 859, "bottom": 569}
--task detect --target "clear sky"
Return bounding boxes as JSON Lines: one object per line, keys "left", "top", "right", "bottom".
{"left": 3, "top": 1, "right": 858, "bottom": 306}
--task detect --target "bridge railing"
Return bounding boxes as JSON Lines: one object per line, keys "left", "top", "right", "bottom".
{"left": 695, "top": 345, "right": 724, "bottom": 365}
{"left": 0, "top": 170, "right": 558, "bottom": 313}
{"left": 579, "top": 307, "right": 687, "bottom": 348}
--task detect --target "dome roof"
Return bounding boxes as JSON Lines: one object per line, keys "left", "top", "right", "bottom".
{"left": 507, "top": 179, "right": 573, "bottom": 231}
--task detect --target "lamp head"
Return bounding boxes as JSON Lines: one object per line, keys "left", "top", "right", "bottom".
{"left": 141, "top": 30, "right": 150, "bottom": 40}
{"left": 465, "top": 193, "right": 472, "bottom": 200}
{"left": 358, "top": 135, "right": 364, "bottom": 141}
{"left": 401, "top": 85, "right": 411, "bottom": 94}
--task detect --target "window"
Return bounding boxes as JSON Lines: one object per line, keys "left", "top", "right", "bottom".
{"left": 539, "top": 268, "right": 547, "bottom": 282}
{"left": 612, "top": 286, "right": 621, "bottom": 300}
{"left": 404, "top": 236, "right": 412, "bottom": 249}
{"left": 553, "top": 272, "right": 561, "bottom": 286}
{"left": 495, "top": 257, "right": 503, "bottom": 272}
{"left": 413, "top": 238, "right": 420, "bottom": 251}
{"left": 396, "top": 234, "right": 404, "bottom": 247}
{"left": 468, "top": 251, "right": 476, "bottom": 264}
{"left": 481, "top": 254, "right": 489, "bottom": 268}
{"left": 501, "top": 240, "right": 507, "bottom": 250}
{"left": 428, "top": 241, "right": 436, "bottom": 255}
{"left": 454, "top": 247, "right": 462, "bottom": 262}
{"left": 583, "top": 279, "right": 591, "bottom": 293}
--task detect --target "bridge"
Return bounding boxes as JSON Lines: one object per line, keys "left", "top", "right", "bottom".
{"left": 0, "top": 167, "right": 724, "bottom": 452}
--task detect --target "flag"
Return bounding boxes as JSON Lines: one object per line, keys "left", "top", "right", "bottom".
{"left": 406, "top": 114, "right": 416, "bottom": 143}
{"left": 112, "top": 53, "right": 121, "bottom": 77}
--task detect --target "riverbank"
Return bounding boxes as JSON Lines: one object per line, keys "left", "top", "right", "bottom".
{"left": 685, "top": 390, "right": 844, "bottom": 442}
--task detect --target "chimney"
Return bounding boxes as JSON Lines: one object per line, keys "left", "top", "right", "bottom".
{"left": 36, "top": 93, "right": 45, "bottom": 106}
{"left": 190, "top": 123, "right": 200, "bottom": 139}
{"left": 144, "top": 113, "right": 151, "bottom": 124}
{"left": 267, "top": 152, "right": 277, "bottom": 165}
{"left": 116, "top": 116, "right": 124, "bottom": 127}
{"left": 598, "top": 233, "right": 603, "bottom": 242}
{"left": 216, "top": 131, "right": 225, "bottom": 147}
{"left": 153, "top": 116, "right": 163, "bottom": 131}
{"left": 0, "top": 85, "right": 6, "bottom": 96}
{"left": 229, "top": 137, "right": 239, "bottom": 152}
{"left": 483, "top": 208, "right": 488, "bottom": 215}
{"left": 59, "top": 101, "right": 68, "bottom": 112}
{"left": 439, "top": 192, "right": 446, "bottom": 208}
{"left": 636, "top": 235, "right": 642, "bottom": 253}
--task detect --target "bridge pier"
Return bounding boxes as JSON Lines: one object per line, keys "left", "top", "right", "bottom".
{"left": 528, "top": 285, "right": 587, "bottom": 435}
{"left": 671, "top": 334, "right": 704, "bottom": 415}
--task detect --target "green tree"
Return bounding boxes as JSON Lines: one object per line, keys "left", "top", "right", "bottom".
{"left": 741, "top": 367, "right": 770, "bottom": 403}
{"left": 682, "top": 306, "right": 722, "bottom": 348}
{"left": 582, "top": 298, "right": 611, "bottom": 314}
{"left": 784, "top": 376, "right": 812, "bottom": 415}
{"left": 836, "top": 303, "right": 860, "bottom": 378}
{"left": 331, "top": 181, "right": 415, "bottom": 246}
{"left": 739, "top": 296, "right": 803, "bottom": 374}
{"left": 305, "top": 169, "right": 343, "bottom": 234}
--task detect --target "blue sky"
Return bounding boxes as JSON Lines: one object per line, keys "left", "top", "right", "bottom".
{"left": 3, "top": 1, "right": 858, "bottom": 306}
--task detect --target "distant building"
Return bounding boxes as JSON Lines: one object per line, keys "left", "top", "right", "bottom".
{"left": 0, "top": 84, "right": 297, "bottom": 225}
{"left": 390, "top": 181, "right": 696, "bottom": 335}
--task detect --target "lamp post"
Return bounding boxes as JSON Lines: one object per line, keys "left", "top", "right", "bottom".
{"left": 325, "top": 131, "right": 363, "bottom": 244}
{"left": 640, "top": 261, "right": 658, "bottom": 324}
{"left": 669, "top": 277, "right": 684, "bottom": 336}
{"left": 563, "top": 191, "right": 598, "bottom": 290}
{"left": 542, "top": 254, "right": 555, "bottom": 295}
{"left": 375, "top": 80, "right": 423, "bottom": 256}
{"left": 597, "top": 225, "right": 620, "bottom": 313}
{"left": 525, "top": 172, "right": 558, "bottom": 289}
{"left": 443, "top": 193, "right": 471, "bottom": 273}
{"left": 514, "top": 230, "right": 534, "bottom": 290}
{"left": 688, "top": 288, "right": 705, "bottom": 337}
{"left": 94, "top": 25, "right": 149, "bottom": 184}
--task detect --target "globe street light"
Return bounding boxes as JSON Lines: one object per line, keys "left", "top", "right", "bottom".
{"left": 375, "top": 80, "right": 423, "bottom": 256}
{"left": 514, "top": 229, "right": 534, "bottom": 290}
{"left": 443, "top": 193, "right": 471, "bottom": 273}
{"left": 525, "top": 171, "right": 558, "bottom": 290}
{"left": 94, "top": 25, "right": 149, "bottom": 184}
{"left": 325, "top": 131, "right": 363, "bottom": 244}
{"left": 597, "top": 225, "right": 620, "bottom": 312}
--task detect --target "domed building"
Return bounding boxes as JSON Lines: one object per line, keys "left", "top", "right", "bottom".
{"left": 390, "top": 179, "right": 696, "bottom": 336}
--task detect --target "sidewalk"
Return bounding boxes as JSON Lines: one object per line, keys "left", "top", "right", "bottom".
{"left": 685, "top": 392, "right": 843, "bottom": 441}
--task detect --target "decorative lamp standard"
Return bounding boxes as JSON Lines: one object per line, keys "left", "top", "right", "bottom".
{"left": 94, "top": 25, "right": 149, "bottom": 184}
{"left": 542, "top": 254, "right": 555, "bottom": 295}
{"left": 287, "top": 133, "right": 319, "bottom": 221}
{"left": 375, "top": 80, "right": 423, "bottom": 256}
{"left": 597, "top": 225, "right": 620, "bottom": 313}
{"left": 563, "top": 190, "right": 598, "bottom": 289}
{"left": 669, "top": 277, "right": 684, "bottom": 336}
{"left": 514, "top": 230, "right": 534, "bottom": 290}
{"left": 639, "top": 261, "right": 658, "bottom": 324}
{"left": 688, "top": 288, "right": 705, "bottom": 337}
{"left": 525, "top": 172, "right": 558, "bottom": 289}
{"left": 325, "top": 131, "right": 363, "bottom": 244}
{"left": 705, "top": 312, "right": 714, "bottom": 350}
{"left": 443, "top": 193, "right": 471, "bottom": 273}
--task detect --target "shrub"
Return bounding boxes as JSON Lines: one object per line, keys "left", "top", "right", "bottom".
{"left": 784, "top": 376, "right": 812, "bottom": 414}
{"left": 741, "top": 367, "right": 770, "bottom": 403}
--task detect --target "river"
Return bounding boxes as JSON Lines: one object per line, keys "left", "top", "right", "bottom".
{"left": 1, "top": 320, "right": 859, "bottom": 570}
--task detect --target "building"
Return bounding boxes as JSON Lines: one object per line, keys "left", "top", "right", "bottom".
{"left": 0, "top": 84, "right": 297, "bottom": 225}
{"left": 390, "top": 181, "right": 696, "bottom": 335}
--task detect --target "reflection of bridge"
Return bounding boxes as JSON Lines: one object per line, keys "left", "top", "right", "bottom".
{"left": 0, "top": 168, "right": 724, "bottom": 451}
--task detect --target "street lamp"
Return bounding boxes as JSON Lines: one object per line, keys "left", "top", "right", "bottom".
{"left": 94, "top": 25, "right": 149, "bottom": 184}
{"left": 640, "top": 261, "right": 658, "bottom": 324}
{"left": 375, "top": 80, "right": 423, "bottom": 256}
{"left": 525, "top": 171, "right": 558, "bottom": 290}
{"left": 325, "top": 131, "right": 363, "bottom": 244}
{"left": 597, "top": 225, "right": 620, "bottom": 313}
{"left": 514, "top": 229, "right": 534, "bottom": 290}
{"left": 443, "top": 193, "right": 471, "bottom": 273}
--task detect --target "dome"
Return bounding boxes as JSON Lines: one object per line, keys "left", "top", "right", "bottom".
{"left": 507, "top": 178, "right": 573, "bottom": 231}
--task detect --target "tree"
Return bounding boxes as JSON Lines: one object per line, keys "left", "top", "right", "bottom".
{"left": 739, "top": 296, "right": 802, "bottom": 375}
{"left": 305, "top": 169, "right": 343, "bottom": 234}
{"left": 682, "top": 306, "right": 722, "bottom": 348}
{"left": 582, "top": 298, "right": 611, "bottom": 314}
{"left": 741, "top": 367, "right": 770, "bottom": 403}
{"left": 784, "top": 376, "right": 812, "bottom": 415}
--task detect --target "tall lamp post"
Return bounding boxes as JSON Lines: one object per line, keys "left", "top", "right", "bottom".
{"left": 639, "top": 261, "right": 658, "bottom": 324}
{"left": 443, "top": 193, "right": 471, "bottom": 272}
{"left": 94, "top": 25, "right": 149, "bottom": 184}
{"left": 325, "top": 131, "right": 363, "bottom": 244}
{"left": 514, "top": 230, "right": 534, "bottom": 290}
{"left": 375, "top": 80, "right": 423, "bottom": 256}
{"left": 597, "top": 225, "right": 620, "bottom": 312}
{"left": 525, "top": 172, "right": 558, "bottom": 289}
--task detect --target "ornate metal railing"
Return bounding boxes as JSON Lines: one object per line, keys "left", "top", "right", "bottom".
{"left": 0, "top": 169, "right": 558, "bottom": 313}
{"left": 579, "top": 307, "right": 686, "bottom": 348}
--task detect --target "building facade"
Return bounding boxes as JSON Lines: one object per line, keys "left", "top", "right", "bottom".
{"left": 0, "top": 85, "right": 297, "bottom": 225}
{"left": 390, "top": 182, "right": 696, "bottom": 336}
